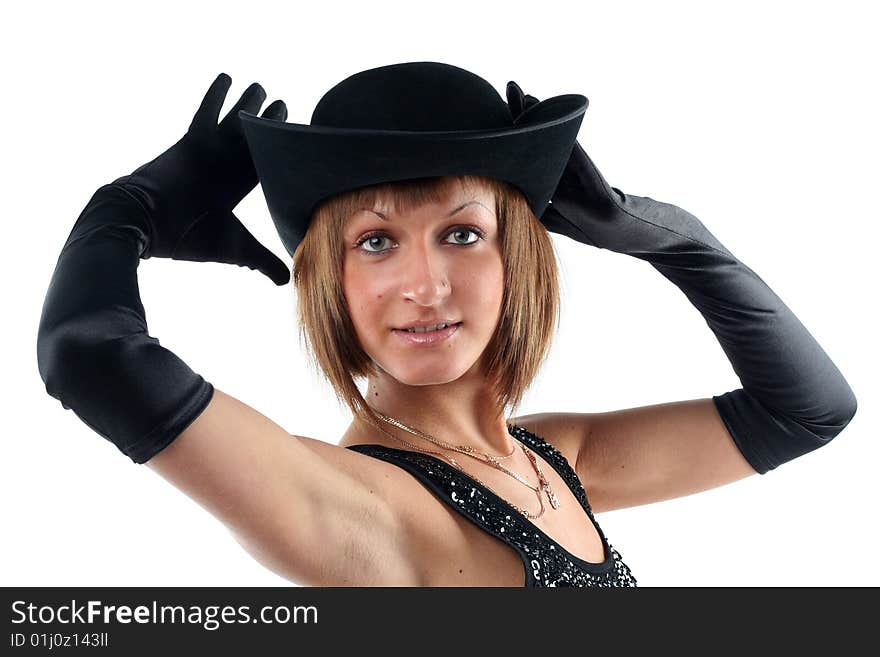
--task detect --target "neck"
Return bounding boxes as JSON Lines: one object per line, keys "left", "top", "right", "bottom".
{"left": 349, "top": 364, "right": 514, "bottom": 456}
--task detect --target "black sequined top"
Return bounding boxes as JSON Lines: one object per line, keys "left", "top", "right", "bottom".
{"left": 345, "top": 423, "right": 638, "bottom": 587}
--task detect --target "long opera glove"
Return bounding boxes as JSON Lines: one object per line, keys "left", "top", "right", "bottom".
{"left": 508, "top": 81, "right": 857, "bottom": 473}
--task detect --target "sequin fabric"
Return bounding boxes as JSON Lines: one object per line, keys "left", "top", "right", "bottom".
{"left": 346, "top": 423, "right": 637, "bottom": 587}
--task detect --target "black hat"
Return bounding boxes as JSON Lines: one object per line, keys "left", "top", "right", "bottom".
{"left": 239, "top": 61, "right": 588, "bottom": 258}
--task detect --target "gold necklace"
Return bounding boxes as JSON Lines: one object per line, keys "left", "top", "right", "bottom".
{"left": 374, "top": 411, "right": 561, "bottom": 511}
{"left": 375, "top": 410, "right": 517, "bottom": 461}
{"left": 370, "top": 411, "right": 562, "bottom": 516}
{"left": 369, "top": 419, "right": 547, "bottom": 519}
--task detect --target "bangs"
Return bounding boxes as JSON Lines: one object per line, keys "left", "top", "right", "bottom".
{"left": 321, "top": 175, "right": 504, "bottom": 231}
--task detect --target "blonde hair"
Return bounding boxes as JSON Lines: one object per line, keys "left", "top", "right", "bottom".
{"left": 292, "top": 175, "right": 560, "bottom": 431}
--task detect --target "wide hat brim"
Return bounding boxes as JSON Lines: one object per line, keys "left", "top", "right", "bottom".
{"left": 239, "top": 75, "right": 588, "bottom": 258}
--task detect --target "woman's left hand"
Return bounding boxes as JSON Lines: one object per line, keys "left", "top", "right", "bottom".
{"left": 507, "top": 80, "right": 729, "bottom": 258}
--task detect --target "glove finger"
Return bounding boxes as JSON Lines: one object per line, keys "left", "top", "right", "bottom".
{"left": 506, "top": 81, "right": 543, "bottom": 123}
{"left": 506, "top": 80, "right": 526, "bottom": 118}
{"left": 253, "top": 246, "right": 291, "bottom": 286}
{"left": 220, "top": 81, "right": 267, "bottom": 133}
{"left": 261, "top": 99, "right": 288, "bottom": 122}
{"left": 238, "top": 229, "right": 291, "bottom": 285}
{"left": 174, "top": 210, "right": 290, "bottom": 285}
{"left": 219, "top": 211, "right": 291, "bottom": 285}
{"left": 191, "top": 73, "right": 232, "bottom": 131}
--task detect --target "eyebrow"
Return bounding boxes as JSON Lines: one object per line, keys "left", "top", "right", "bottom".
{"left": 363, "top": 200, "right": 494, "bottom": 221}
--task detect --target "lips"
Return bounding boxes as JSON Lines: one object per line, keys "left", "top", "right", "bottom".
{"left": 391, "top": 322, "right": 462, "bottom": 345}
{"left": 394, "top": 319, "right": 460, "bottom": 331}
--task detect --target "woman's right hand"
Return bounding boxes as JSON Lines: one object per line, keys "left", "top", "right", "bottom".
{"left": 507, "top": 80, "right": 731, "bottom": 258}
{"left": 109, "top": 72, "right": 290, "bottom": 285}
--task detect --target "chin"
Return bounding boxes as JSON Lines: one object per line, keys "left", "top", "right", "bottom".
{"left": 391, "top": 367, "right": 468, "bottom": 387}
{"left": 378, "top": 358, "right": 474, "bottom": 387}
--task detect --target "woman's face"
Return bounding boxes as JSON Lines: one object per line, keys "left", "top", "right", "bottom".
{"left": 342, "top": 180, "right": 504, "bottom": 386}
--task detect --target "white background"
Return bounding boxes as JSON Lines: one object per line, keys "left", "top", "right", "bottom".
{"left": 3, "top": 0, "right": 877, "bottom": 586}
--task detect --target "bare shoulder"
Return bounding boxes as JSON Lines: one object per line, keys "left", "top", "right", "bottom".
{"left": 509, "top": 411, "right": 592, "bottom": 471}
{"left": 295, "top": 434, "right": 403, "bottom": 498}
{"left": 145, "top": 388, "right": 422, "bottom": 585}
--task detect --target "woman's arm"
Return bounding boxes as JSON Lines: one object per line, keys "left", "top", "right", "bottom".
{"left": 36, "top": 183, "right": 214, "bottom": 461}
{"left": 36, "top": 72, "right": 290, "bottom": 461}
{"left": 36, "top": 182, "right": 417, "bottom": 585}
{"left": 35, "top": 75, "right": 420, "bottom": 585}
{"left": 508, "top": 82, "right": 858, "bottom": 477}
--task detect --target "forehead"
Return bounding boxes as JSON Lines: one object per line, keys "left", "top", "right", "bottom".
{"left": 359, "top": 177, "right": 494, "bottom": 215}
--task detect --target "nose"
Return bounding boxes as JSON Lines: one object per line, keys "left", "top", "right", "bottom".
{"left": 399, "top": 240, "right": 451, "bottom": 305}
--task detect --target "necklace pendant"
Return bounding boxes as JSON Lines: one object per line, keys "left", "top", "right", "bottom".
{"left": 545, "top": 485, "right": 561, "bottom": 510}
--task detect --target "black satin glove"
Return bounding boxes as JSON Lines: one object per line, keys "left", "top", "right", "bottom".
{"left": 507, "top": 81, "right": 857, "bottom": 473}
{"left": 107, "top": 73, "right": 289, "bottom": 282}
{"left": 37, "top": 74, "right": 287, "bottom": 463}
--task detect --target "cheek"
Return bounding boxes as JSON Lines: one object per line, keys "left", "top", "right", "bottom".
{"left": 343, "top": 268, "right": 388, "bottom": 331}
{"left": 463, "top": 255, "right": 504, "bottom": 309}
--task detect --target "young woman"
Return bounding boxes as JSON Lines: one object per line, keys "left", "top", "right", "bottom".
{"left": 36, "top": 63, "right": 857, "bottom": 587}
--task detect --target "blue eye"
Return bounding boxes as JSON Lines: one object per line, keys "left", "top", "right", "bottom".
{"left": 355, "top": 226, "right": 484, "bottom": 256}
{"left": 447, "top": 228, "right": 481, "bottom": 245}
{"left": 357, "top": 234, "right": 393, "bottom": 253}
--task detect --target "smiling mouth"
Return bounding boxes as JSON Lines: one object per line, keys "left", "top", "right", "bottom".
{"left": 394, "top": 321, "right": 463, "bottom": 333}
{"left": 391, "top": 322, "right": 463, "bottom": 344}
